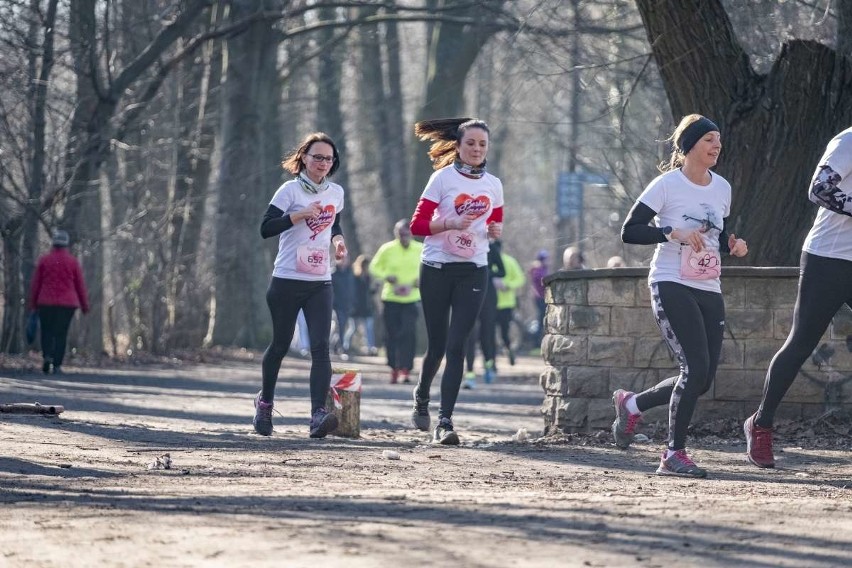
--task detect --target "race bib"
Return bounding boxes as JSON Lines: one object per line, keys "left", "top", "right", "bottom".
{"left": 442, "top": 229, "right": 479, "bottom": 259}
{"left": 680, "top": 246, "right": 721, "bottom": 280}
{"left": 296, "top": 244, "right": 328, "bottom": 275}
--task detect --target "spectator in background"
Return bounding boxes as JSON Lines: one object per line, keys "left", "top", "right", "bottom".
{"left": 331, "top": 252, "right": 354, "bottom": 360}
{"left": 370, "top": 219, "right": 423, "bottom": 384}
{"left": 606, "top": 255, "right": 627, "bottom": 268}
{"left": 495, "top": 247, "right": 526, "bottom": 366}
{"left": 562, "top": 246, "right": 586, "bottom": 270}
{"left": 528, "top": 249, "right": 550, "bottom": 349}
{"left": 28, "top": 229, "right": 89, "bottom": 375}
{"left": 347, "top": 254, "right": 379, "bottom": 356}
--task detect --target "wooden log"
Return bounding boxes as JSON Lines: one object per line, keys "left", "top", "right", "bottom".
{"left": 0, "top": 403, "right": 65, "bottom": 415}
{"left": 324, "top": 390, "right": 360, "bottom": 438}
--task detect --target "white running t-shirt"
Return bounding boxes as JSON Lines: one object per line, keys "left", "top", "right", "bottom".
{"left": 419, "top": 166, "right": 504, "bottom": 268}
{"left": 638, "top": 169, "right": 731, "bottom": 293}
{"left": 269, "top": 179, "right": 345, "bottom": 281}
{"left": 803, "top": 128, "right": 852, "bottom": 261}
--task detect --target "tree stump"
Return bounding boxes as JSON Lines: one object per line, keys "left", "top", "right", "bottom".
{"left": 325, "top": 390, "right": 361, "bottom": 438}
{"left": 326, "top": 369, "right": 362, "bottom": 438}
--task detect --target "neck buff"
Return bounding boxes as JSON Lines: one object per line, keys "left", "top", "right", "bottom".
{"left": 453, "top": 158, "right": 486, "bottom": 179}
{"left": 297, "top": 171, "right": 329, "bottom": 194}
{"left": 677, "top": 117, "right": 719, "bottom": 155}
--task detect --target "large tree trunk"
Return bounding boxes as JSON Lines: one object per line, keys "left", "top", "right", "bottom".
{"left": 169, "top": 31, "right": 222, "bottom": 349}
{"left": 315, "top": 6, "right": 361, "bottom": 257}
{"left": 64, "top": 0, "right": 105, "bottom": 353}
{"left": 635, "top": 0, "right": 852, "bottom": 266}
{"left": 211, "top": 0, "right": 279, "bottom": 347}
{"left": 407, "top": 0, "right": 503, "bottom": 200}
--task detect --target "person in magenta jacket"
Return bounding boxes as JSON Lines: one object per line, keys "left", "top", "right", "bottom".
{"left": 28, "top": 230, "right": 89, "bottom": 374}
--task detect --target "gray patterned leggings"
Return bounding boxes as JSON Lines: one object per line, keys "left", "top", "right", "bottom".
{"left": 634, "top": 281, "right": 725, "bottom": 450}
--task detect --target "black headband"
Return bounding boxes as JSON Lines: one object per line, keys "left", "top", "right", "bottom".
{"left": 677, "top": 117, "right": 719, "bottom": 155}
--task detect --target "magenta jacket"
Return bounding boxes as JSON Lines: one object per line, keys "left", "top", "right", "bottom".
{"left": 28, "top": 248, "right": 90, "bottom": 312}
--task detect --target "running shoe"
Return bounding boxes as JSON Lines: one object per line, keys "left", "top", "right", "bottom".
{"left": 656, "top": 450, "right": 707, "bottom": 478}
{"left": 433, "top": 416, "right": 460, "bottom": 446}
{"left": 611, "top": 389, "right": 641, "bottom": 449}
{"left": 390, "top": 368, "right": 399, "bottom": 385}
{"left": 253, "top": 392, "right": 274, "bottom": 436}
{"left": 744, "top": 414, "right": 775, "bottom": 468}
{"left": 462, "top": 371, "right": 476, "bottom": 390}
{"left": 42, "top": 357, "right": 52, "bottom": 375}
{"left": 411, "top": 388, "right": 430, "bottom": 431}
{"left": 483, "top": 360, "right": 496, "bottom": 384}
{"left": 309, "top": 407, "right": 338, "bottom": 439}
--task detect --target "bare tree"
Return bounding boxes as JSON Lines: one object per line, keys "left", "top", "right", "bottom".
{"left": 636, "top": 0, "right": 852, "bottom": 265}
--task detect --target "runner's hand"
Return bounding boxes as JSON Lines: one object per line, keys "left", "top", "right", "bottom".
{"left": 728, "top": 234, "right": 748, "bottom": 257}
{"left": 672, "top": 228, "right": 703, "bottom": 252}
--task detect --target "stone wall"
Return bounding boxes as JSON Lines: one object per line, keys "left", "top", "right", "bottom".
{"left": 540, "top": 267, "right": 852, "bottom": 433}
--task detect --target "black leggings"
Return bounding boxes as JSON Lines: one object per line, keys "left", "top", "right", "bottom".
{"left": 382, "top": 301, "right": 420, "bottom": 371}
{"left": 38, "top": 306, "right": 76, "bottom": 366}
{"left": 465, "top": 286, "right": 498, "bottom": 371}
{"left": 756, "top": 252, "right": 852, "bottom": 427}
{"left": 634, "top": 281, "right": 725, "bottom": 451}
{"left": 496, "top": 307, "right": 514, "bottom": 352}
{"left": 415, "top": 262, "right": 488, "bottom": 419}
{"left": 262, "top": 277, "right": 333, "bottom": 412}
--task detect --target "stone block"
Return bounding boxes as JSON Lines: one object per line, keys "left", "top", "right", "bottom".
{"left": 634, "top": 338, "right": 674, "bottom": 368}
{"left": 611, "top": 306, "right": 659, "bottom": 337}
{"left": 563, "top": 366, "right": 611, "bottom": 399}
{"left": 693, "top": 399, "right": 748, "bottom": 421}
{"left": 744, "top": 339, "right": 785, "bottom": 370}
{"left": 718, "top": 338, "right": 744, "bottom": 369}
{"left": 637, "top": 281, "right": 651, "bottom": 305}
{"left": 554, "top": 397, "right": 588, "bottom": 431}
{"left": 609, "top": 368, "right": 661, "bottom": 394}
{"left": 544, "top": 304, "right": 571, "bottom": 335}
{"left": 773, "top": 309, "right": 794, "bottom": 340}
{"left": 812, "top": 341, "right": 852, "bottom": 371}
{"left": 569, "top": 305, "right": 611, "bottom": 335}
{"left": 588, "top": 277, "right": 637, "bottom": 307}
{"left": 548, "top": 279, "right": 587, "bottom": 306}
{"left": 588, "top": 336, "right": 634, "bottom": 367}
{"left": 713, "top": 369, "right": 765, "bottom": 400}
{"left": 744, "top": 278, "right": 798, "bottom": 309}
{"left": 542, "top": 334, "right": 588, "bottom": 366}
{"left": 723, "top": 278, "right": 746, "bottom": 309}
{"left": 831, "top": 308, "right": 852, "bottom": 337}
{"left": 725, "top": 308, "right": 773, "bottom": 339}
{"left": 784, "top": 371, "right": 828, "bottom": 403}
{"left": 587, "top": 398, "right": 619, "bottom": 429}
{"left": 540, "top": 367, "right": 564, "bottom": 395}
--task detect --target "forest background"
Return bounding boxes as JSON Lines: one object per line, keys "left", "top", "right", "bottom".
{"left": 1, "top": 0, "right": 850, "bottom": 357}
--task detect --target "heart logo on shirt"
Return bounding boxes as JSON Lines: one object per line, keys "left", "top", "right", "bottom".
{"left": 306, "top": 205, "right": 335, "bottom": 239}
{"left": 453, "top": 193, "right": 491, "bottom": 218}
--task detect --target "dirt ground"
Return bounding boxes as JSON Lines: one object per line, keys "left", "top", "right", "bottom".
{"left": 1, "top": 350, "right": 851, "bottom": 568}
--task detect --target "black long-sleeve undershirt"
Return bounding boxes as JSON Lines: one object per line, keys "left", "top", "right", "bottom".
{"left": 260, "top": 204, "right": 343, "bottom": 240}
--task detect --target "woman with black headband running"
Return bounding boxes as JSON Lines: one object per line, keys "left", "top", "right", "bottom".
{"left": 612, "top": 114, "right": 748, "bottom": 477}
{"left": 744, "top": 126, "right": 852, "bottom": 469}
{"left": 254, "top": 132, "right": 347, "bottom": 439}
{"left": 408, "top": 117, "right": 504, "bottom": 444}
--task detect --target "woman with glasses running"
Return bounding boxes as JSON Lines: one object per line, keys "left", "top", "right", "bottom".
{"left": 408, "top": 117, "right": 504, "bottom": 444}
{"left": 253, "top": 132, "right": 347, "bottom": 439}
{"left": 613, "top": 114, "right": 748, "bottom": 477}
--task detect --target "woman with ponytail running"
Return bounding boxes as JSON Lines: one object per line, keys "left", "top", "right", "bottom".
{"left": 408, "top": 117, "right": 504, "bottom": 445}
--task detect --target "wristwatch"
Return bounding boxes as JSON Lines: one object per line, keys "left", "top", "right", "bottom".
{"left": 661, "top": 226, "right": 674, "bottom": 241}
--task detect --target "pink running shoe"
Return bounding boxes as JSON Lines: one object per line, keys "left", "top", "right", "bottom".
{"left": 656, "top": 449, "right": 707, "bottom": 478}
{"left": 611, "top": 389, "right": 641, "bottom": 449}
{"left": 744, "top": 414, "right": 775, "bottom": 468}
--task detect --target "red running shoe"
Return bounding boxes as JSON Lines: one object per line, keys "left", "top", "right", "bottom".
{"left": 744, "top": 414, "right": 775, "bottom": 468}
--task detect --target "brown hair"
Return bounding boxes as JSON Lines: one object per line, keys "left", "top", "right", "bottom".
{"left": 352, "top": 254, "right": 371, "bottom": 277}
{"left": 414, "top": 117, "right": 490, "bottom": 170}
{"left": 660, "top": 114, "right": 706, "bottom": 172}
{"left": 281, "top": 132, "right": 340, "bottom": 176}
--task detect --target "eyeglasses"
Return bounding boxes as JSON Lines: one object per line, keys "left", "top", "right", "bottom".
{"left": 307, "top": 153, "right": 334, "bottom": 163}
